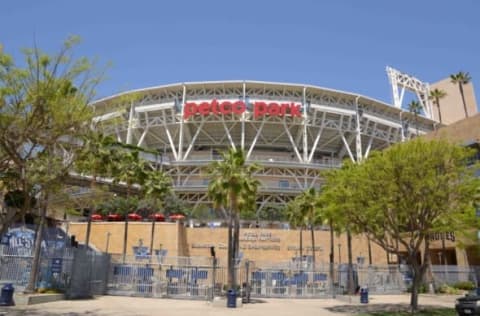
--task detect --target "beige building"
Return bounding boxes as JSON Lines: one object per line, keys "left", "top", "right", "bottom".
{"left": 430, "top": 78, "right": 478, "bottom": 125}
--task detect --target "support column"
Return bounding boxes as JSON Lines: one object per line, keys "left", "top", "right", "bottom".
{"left": 178, "top": 85, "right": 186, "bottom": 160}
{"left": 355, "top": 96, "right": 363, "bottom": 162}
{"left": 125, "top": 102, "right": 135, "bottom": 145}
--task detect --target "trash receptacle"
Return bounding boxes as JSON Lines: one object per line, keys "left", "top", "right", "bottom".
{"left": 0, "top": 283, "right": 15, "bottom": 306}
{"left": 476, "top": 287, "right": 480, "bottom": 296}
{"left": 360, "top": 287, "right": 368, "bottom": 304}
{"left": 227, "top": 289, "right": 237, "bottom": 308}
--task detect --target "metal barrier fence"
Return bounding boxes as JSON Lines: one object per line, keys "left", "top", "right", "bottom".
{"left": 107, "top": 257, "right": 226, "bottom": 299}
{"left": 431, "top": 265, "right": 478, "bottom": 286}
{"left": 0, "top": 245, "right": 74, "bottom": 292}
{"left": 2, "top": 246, "right": 479, "bottom": 300}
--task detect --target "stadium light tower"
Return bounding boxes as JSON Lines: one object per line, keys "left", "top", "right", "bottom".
{"left": 386, "top": 66, "right": 434, "bottom": 120}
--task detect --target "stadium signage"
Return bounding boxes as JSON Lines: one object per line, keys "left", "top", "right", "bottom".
{"left": 183, "top": 99, "right": 302, "bottom": 119}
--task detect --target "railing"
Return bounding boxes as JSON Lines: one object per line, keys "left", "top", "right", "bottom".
{"left": 0, "top": 245, "right": 75, "bottom": 291}
{"left": 2, "top": 246, "right": 478, "bottom": 300}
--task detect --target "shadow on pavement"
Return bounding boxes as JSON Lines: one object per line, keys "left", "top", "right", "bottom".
{"left": 326, "top": 303, "right": 453, "bottom": 314}
{"left": 0, "top": 308, "right": 103, "bottom": 316}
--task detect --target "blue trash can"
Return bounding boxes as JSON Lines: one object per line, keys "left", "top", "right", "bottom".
{"left": 360, "top": 287, "right": 368, "bottom": 304}
{"left": 0, "top": 283, "right": 15, "bottom": 306}
{"left": 227, "top": 289, "right": 237, "bottom": 308}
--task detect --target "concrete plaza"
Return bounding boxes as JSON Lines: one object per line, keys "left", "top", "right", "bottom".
{"left": 0, "top": 294, "right": 460, "bottom": 316}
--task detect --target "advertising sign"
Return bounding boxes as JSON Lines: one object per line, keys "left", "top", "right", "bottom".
{"left": 183, "top": 99, "right": 302, "bottom": 119}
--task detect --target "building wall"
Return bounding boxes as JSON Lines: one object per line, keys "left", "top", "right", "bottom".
{"left": 430, "top": 78, "right": 478, "bottom": 125}
{"left": 424, "top": 113, "right": 480, "bottom": 143}
{"left": 67, "top": 222, "right": 464, "bottom": 266}
{"left": 68, "top": 222, "right": 181, "bottom": 257}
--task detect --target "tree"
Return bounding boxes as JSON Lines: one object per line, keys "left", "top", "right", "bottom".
{"left": 296, "top": 188, "right": 321, "bottom": 269}
{"left": 111, "top": 149, "right": 149, "bottom": 262}
{"left": 321, "top": 172, "right": 357, "bottom": 295}
{"left": 0, "top": 37, "right": 104, "bottom": 292}
{"left": 407, "top": 100, "right": 422, "bottom": 136}
{"left": 324, "top": 138, "right": 479, "bottom": 311}
{"left": 450, "top": 71, "right": 472, "bottom": 118}
{"left": 286, "top": 199, "right": 304, "bottom": 262}
{"left": 142, "top": 166, "right": 171, "bottom": 256}
{"left": 429, "top": 89, "right": 447, "bottom": 124}
{"left": 75, "top": 131, "right": 118, "bottom": 246}
{"left": 206, "top": 148, "right": 260, "bottom": 290}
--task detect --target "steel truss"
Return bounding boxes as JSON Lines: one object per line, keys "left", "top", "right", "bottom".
{"left": 92, "top": 81, "right": 436, "bottom": 211}
{"left": 386, "top": 66, "right": 434, "bottom": 120}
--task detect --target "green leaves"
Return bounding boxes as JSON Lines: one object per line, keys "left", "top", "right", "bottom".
{"left": 206, "top": 148, "right": 260, "bottom": 216}
{"left": 324, "top": 138, "right": 479, "bottom": 250}
{"left": 0, "top": 37, "right": 106, "bottom": 234}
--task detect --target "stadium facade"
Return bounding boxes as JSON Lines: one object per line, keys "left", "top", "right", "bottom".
{"left": 91, "top": 80, "right": 437, "bottom": 212}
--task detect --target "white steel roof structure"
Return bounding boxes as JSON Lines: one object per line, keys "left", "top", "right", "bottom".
{"left": 91, "top": 81, "right": 437, "bottom": 212}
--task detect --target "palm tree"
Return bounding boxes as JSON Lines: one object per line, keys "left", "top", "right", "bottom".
{"left": 76, "top": 131, "right": 118, "bottom": 247}
{"left": 408, "top": 101, "right": 422, "bottom": 136}
{"left": 429, "top": 89, "right": 447, "bottom": 124}
{"left": 286, "top": 200, "right": 305, "bottom": 263}
{"left": 450, "top": 71, "right": 472, "bottom": 118}
{"left": 112, "top": 149, "right": 148, "bottom": 262}
{"left": 296, "top": 188, "right": 320, "bottom": 270}
{"left": 142, "top": 168, "right": 172, "bottom": 256}
{"left": 207, "top": 148, "right": 260, "bottom": 290}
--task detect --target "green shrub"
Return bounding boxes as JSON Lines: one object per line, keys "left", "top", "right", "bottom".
{"left": 437, "top": 284, "right": 463, "bottom": 294}
{"left": 407, "top": 283, "right": 427, "bottom": 293}
{"left": 453, "top": 281, "right": 476, "bottom": 291}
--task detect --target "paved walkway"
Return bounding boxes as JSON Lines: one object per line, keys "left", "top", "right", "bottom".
{"left": 0, "top": 294, "right": 461, "bottom": 316}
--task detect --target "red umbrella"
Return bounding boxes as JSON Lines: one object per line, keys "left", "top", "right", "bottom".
{"left": 90, "top": 214, "right": 103, "bottom": 221}
{"left": 127, "top": 213, "right": 143, "bottom": 221}
{"left": 107, "top": 213, "right": 124, "bottom": 221}
{"left": 169, "top": 214, "right": 185, "bottom": 221}
{"left": 148, "top": 213, "right": 165, "bottom": 222}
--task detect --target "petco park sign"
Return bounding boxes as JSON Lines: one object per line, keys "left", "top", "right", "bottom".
{"left": 183, "top": 99, "right": 302, "bottom": 119}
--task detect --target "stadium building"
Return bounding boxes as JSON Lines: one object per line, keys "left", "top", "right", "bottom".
{"left": 90, "top": 78, "right": 438, "bottom": 212}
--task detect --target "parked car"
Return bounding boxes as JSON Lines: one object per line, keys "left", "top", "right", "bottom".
{"left": 148, "top": 213, "right": 165, "bottom": 222}
{"left": 455, "top": 294, "right": 480, "bottom": 316}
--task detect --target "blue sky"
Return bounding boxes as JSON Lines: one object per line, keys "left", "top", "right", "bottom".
{"left": 1, "top": 0, "right": 479, "bottom": 106}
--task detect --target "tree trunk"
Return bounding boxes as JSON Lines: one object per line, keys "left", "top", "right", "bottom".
{"left": 25, "top": 192, "right": 48, "bottom": 293}
{"left": 442, "top": 234, "right": 447, "bottom": 265}
{"left": 310, "top": 225, "right": 316, "bottom": 270}
{"left": 85, "top": 216, "right": 92, "bottom": 247}
{"left": 233, "top": 209, "right": 240, "bottom": 288}
{"left": 415, "top": 113, "right": 419, "bottom": 136}
{"left": 227, "top": 191, "right": 238, "bottom": 290}
{"left": 299, "top": 227, "right": 303, "bottom": 262}
{"left": 367, "top": 236, "right": 372, "bottom": 265}
{"left": 410, "top": 262, "right": 422, "bottom": 312}
{"left": 227, "top": 210, "right": 234, "bottom": 289}
{"left": 149, "top": 219, "right": 156, "bottom": 258}
{"left": 436, "top": 97, "right": 443, "bottom": 124}
{"left": 459, "top": 83, "right": 469, "bottom": 118}
{"left": 347, "top": 229, "right": 355, "bottom": 294}
{"left": 329, "top": 219, "right": 335, "bottom": 296}
{"left": 424, "top": 238, "right": 435, "bottom": 293}
{"left": 85, "top": 174, "right": 97, "bottom": 247}
{"left": 122, "top": 218, "right": 129, "bottom": 263}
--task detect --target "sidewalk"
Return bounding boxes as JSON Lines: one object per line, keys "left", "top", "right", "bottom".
{"left": 0, "top": 294, "right": 461, "bottom": 316}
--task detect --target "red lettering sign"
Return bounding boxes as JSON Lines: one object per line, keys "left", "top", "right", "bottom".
{"left": 183, "top": 99, "right": 302, "bottom": 119}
